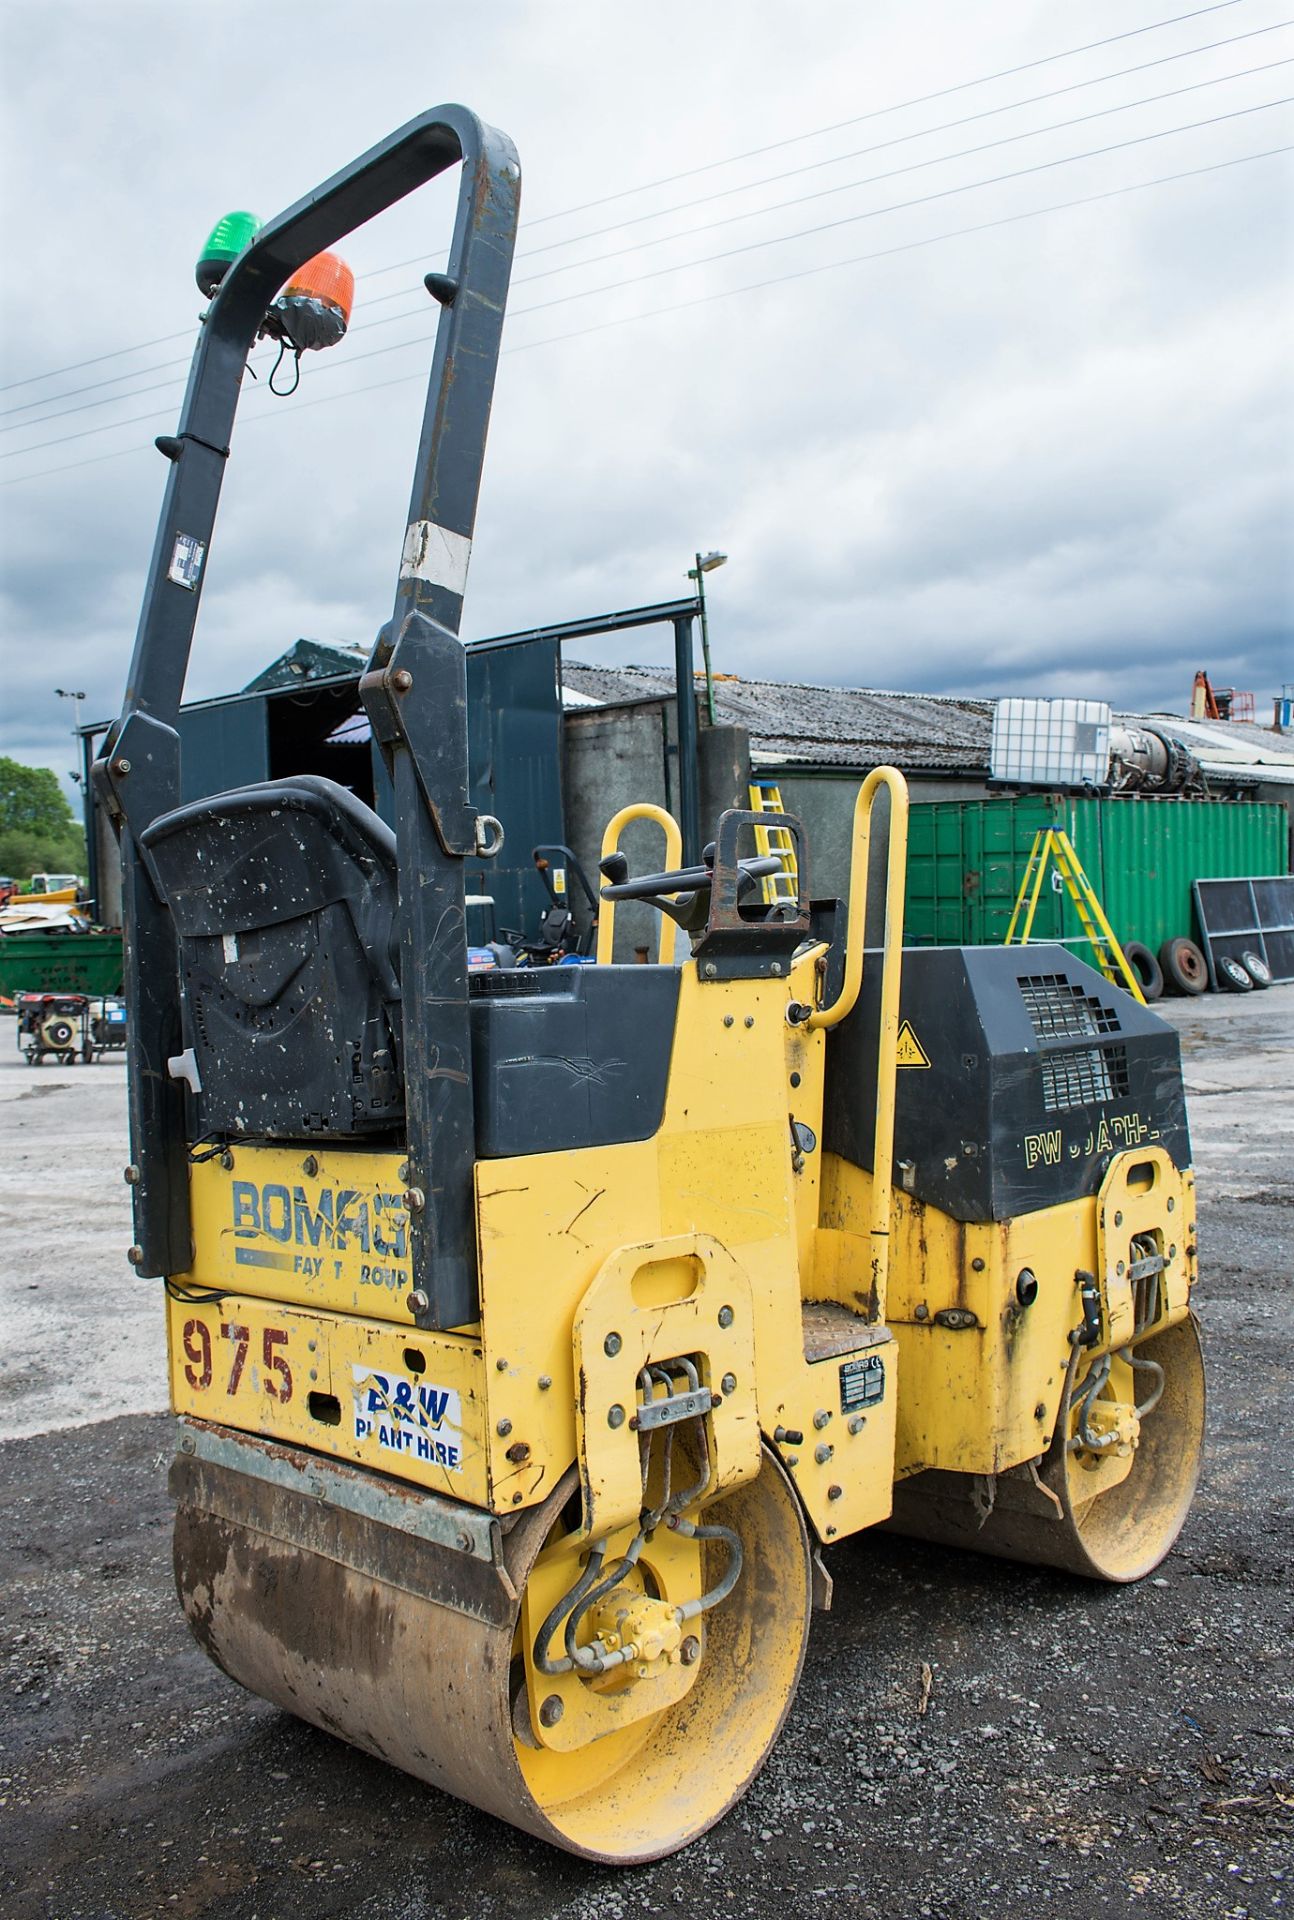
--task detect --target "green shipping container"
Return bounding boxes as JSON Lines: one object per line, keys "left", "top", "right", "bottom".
{"left": 0, "top": 929, "right": 125, "bottom": 999}
{"left": 905, "top": 795, "right": 1290, "bottom": 955}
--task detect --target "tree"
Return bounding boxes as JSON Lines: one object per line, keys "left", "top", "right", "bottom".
{"left": 0, "top": 756, "right": 86, "bottom": 881}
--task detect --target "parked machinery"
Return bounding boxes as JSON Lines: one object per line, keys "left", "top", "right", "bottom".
{"left": 1107, "top": 722, "right": 1204, "bottom": 794}
{"left": 15, "top": 992, "right": 126, "bottom": 1063}
{"left": 16, "top": 991, "right": 93, "bottom": 1065}
{"left": 500, "top": 844, "right": 601, "bottom": 963}
{"left": 88, "top": 996, "right": 129, "bottom": 1053}
{"left": 100, "top": 110, "right": 1205, "bottom": 1864}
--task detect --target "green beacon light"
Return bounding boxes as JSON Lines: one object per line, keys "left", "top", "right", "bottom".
{"left": 195, "top": 210, "right": 261, "bottom": 298}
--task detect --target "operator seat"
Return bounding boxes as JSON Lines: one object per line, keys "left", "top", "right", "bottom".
{"left": 140, "top": 776, "right": 403, "bottom": 1138}
{"left": 140, "top": 774, "right": 684, "bottom": 1155}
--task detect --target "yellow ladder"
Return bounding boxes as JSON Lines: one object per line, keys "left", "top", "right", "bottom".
{"left": 1005, "top": 828, "right": 1145, "bottom": 1003}
{"left": 748, "top": 781, "right": 800, "bottom": 906}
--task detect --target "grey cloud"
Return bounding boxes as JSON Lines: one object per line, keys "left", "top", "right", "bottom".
{"left": 2, "top": 1, "right": 1291, "bottom": 791}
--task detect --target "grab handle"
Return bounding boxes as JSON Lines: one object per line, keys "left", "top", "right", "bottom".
{"left": 808, "top": 766, "right": 909, "bottom": 1316}
{"left": 597, "top": 804, "right": 683, "bottom": 964}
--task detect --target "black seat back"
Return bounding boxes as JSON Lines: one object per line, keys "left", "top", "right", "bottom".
{"left": 140, "top": 776, "right": 402, "bottom": 1138}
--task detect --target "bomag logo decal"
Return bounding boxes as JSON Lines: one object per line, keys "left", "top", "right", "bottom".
{"left": 352, "top": 1365, "right": 463, "bottom": 1469}
{"left": 229, "top": 1180, "right": 410, "bottom": 1289}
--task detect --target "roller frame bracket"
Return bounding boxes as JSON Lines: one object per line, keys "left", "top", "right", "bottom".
{"left": 572, "top": 1234, "right": 760, "bottom": 1537}
{"left": 359, "top": 611, "right": 479, "bottom": 857}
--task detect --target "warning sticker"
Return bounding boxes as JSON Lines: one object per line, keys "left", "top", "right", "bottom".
{"left": 895, "top": 1021, "right": 931, "bottom": 1069}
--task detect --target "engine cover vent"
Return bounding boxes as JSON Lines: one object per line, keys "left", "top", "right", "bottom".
{"left": 1018, "top": 973, "right": 1122, "bottom": 1039}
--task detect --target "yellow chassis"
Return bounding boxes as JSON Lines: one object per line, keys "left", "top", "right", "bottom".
{"left": 167, "top": 944, "right": 1195, "bottom": 1549}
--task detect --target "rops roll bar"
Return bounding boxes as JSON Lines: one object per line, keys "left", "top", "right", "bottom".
{"left": 97, "top": 108, "right": 520, "bottom": 1332}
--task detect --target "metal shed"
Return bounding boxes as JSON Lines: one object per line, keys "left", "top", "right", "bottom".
{"left": 80, "top": 635, "right": 564, "bottom": 936}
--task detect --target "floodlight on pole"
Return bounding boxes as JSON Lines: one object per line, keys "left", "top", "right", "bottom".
{"left": 55, "top": 686, "right": 87, "bottom": 732}
{"left": 686, "top": 550, "right": 728, "bottom": 724}
{"left": 56, "top": 689, "right": 87, "bottom": 791}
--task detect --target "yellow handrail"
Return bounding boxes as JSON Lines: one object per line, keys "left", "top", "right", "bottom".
{"left": 808, "top": 766, "right": 909, "bottom": 1032}
{"left": 596, "top": 803, "right": 684, "bottom": 965}
{"left": 807, "top": 766, "right": 909, "bottom": 1316}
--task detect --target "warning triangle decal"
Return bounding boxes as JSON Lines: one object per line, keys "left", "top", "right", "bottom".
{"left": 895, "top": 1020, "right": 931, "bottom": 1069}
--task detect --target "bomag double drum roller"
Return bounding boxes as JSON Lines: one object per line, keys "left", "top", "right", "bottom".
{"left": 99, "top": 109, "right": 1205, "bottom": 1862}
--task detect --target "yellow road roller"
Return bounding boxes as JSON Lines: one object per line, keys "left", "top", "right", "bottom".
{"left": 97, "top": 108, "right": 1204, "bottom": 1863}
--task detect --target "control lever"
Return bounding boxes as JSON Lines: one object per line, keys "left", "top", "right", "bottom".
{"left": 599, "top": 852, "right": 784, "bottom": 935}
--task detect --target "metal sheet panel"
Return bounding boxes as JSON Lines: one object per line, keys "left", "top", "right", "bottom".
{"left": 110, "top": 647, "right": 564, "bottom": 944}
{"left": 906, "top": 796, "right": 1055, "bottom": 946}
{"left": 1193, "top": 874, "right": 1294, "bottom": 984}
{"left": 1092, "top": 797, "right": 1288, "bottom": 955}
{"left": 465, "top": 637, "right": 564, "bottom": 935}
{"left": 179, "top": 696, "right": 269, "bottom": 803}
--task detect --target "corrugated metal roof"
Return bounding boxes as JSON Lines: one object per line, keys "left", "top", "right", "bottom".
{"left": 327, "top": 709, "right": 369, "bottom": 746}
{"left": 561, "top": 662, "right": 993, "bottom": 774}
{"left": 563, "top": 665, "right": 1294, "bottom": 785}
{"left": 251, "top": 644, "right": 1294, "bottom": 791}
{"left": 243, "top": 638, "right": 367, "bottom": 692}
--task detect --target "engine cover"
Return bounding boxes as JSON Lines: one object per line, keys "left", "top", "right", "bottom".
{"left": 823, "top": 944, "right": 1190, "bottom": 1221}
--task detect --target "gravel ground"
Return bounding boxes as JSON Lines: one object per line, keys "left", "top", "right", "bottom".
{"left": 1, "top": 990, "right": 1290, "bottom": 1919}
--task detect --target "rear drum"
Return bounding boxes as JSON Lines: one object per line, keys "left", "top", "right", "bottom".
{"left": 888, "top": 1314, "right": 1205, "bottom": 1583}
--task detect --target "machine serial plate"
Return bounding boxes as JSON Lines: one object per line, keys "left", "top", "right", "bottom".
{"left": 839, "top": 1354, "right": 886, "bottom": 1414}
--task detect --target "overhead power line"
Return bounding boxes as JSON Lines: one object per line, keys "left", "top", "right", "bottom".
{"left": 12, "top": 83, "right": 1288, "bottom": 466}
{"left": 0, "top": 328, "right": 198, "bottom": 400}
{"left": 4, "top": 129, "right": 1289, "bottom": 493}
{"left": 0, "top": 350, "right": 200, "bottom": 420}
{"left": 510, "top": 93, "right": 1294, "bottom": 321}
{"left": 3, "top": 140, "right": 1287, "bottom": 493}
{"left": 506, "top": 143, "right": 1294, "bottom": 354}
{"left": 349, "top": 4, "right": 1274, "bottom": 291}
{"left": 5, "top": 50, "right": 1288, "bottom": 446}
{"left": 1, "top": 368, "right": 207, "bottom": 434}
{"left": 0, "top": 0, "right": 1260, "bottom": 399}
{"left": 516, "top": 0, "right": 1257, "bottom": 228}
{"left": 517, "top": 16, "right": 1293, "bottom": 263}
{"left": 508, "top": 54, "right": 1294, "bottom": 288}
{"left": 8, "top": 15, "right": 1285, "bottom": 437}
{"left": 280, "top": 19, "right": 1294, "bottom": 333}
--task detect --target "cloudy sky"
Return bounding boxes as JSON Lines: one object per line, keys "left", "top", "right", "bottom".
{"left": 2, "top": 0, "right": 1291, "bottom": 797}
